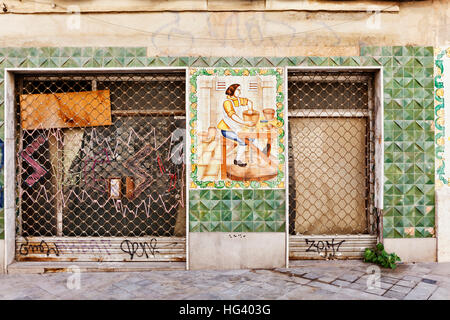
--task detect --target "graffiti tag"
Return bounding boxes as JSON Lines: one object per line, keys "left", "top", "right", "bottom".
{"left": 305, "top": 238, "right": 345, "bottom": 259}
{"left": 20, "top": 135, "right": 48, "bottom": 187}
{"left": 120, "top": 239, "right": 159, "bottom": 260}
{"left": 19, "top": 239, "right": 60, "bottom": 257}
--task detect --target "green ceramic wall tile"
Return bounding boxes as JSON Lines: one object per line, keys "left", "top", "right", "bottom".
{"left": 241, "top": 211, "right": 253, "bottom": 222}
{"left": 210, "top": 190, "right": 220, "bottom": 200}
{"left": 242, "top": 221, "right": 253, "bottom": 232}
{"left": 199, "top": 189, "right": 210, "bottom": 200}
{"left": 424, "top": 67, "right": 434, "bottom": 77}
{"left": 264, "top": 221, "right": 275, "bottom": 232}
{"left": 383, "top": 227, "right": 394, "bottom": 238}
{"left": 218, "top": 190, "right": 229, "bottom": 200}
{"left": 221, "top": 211, "right": 231, "bottom": 222}
{"left": 190, "top": 221, "right": 200, "bottom": 232}
{"left": 394, "top": 227, "right": 405, "bottom": 238}
{"left": 231, "top": 189, "right": 243, "bottom": 200}
{"left": 254, "top": 221, "right": 265, "bottom": 232}
{"left": 273, "top": 190, "right": 285, "bottom": 200}
{"left": 232, "top": 222, "right": 243, "bottom": 232}
{"left": 221, "top": 222, "right": 232, "bottom": 232}
{"left": 243, "top": 189, "right": 253, "bottom": 200}
{"left": 211, "top": 211, "right": 221, "bottom": 222}
{"left": 210, "top": 221, "right": 221, "bottom": 232}
{"left": 381, "top": 46, "right": 393, "bottom": 56}
{"left": 230, "top": 209, "right": 240, "bottom": 221}
{"left": 199, "top": 222, "right": 210, "bottom": 232}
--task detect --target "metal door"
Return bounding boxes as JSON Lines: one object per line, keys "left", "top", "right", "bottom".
{"left": 15, "top": 70, "right": 187, "bottom": 262}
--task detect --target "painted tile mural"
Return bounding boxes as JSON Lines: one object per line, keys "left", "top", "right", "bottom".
{"left": 435, "top": 47, "right": 450, "bottom": 188}
{"left": 189, "top": 67, "right": 286, "bottom": 189}
{"left": 188, "top": 67, "right": 287, "bottom": 232}
{"left": 0, "top": 46, "right": 437, "bottom": 238}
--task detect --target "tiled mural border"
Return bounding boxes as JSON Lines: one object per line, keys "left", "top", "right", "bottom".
{"left": 188, "top": 67, "right": 286, "bottom": 189}
{"left": 0, "top": 46, "right": 436, "bottom": 239}
{"left": 435, "top": 47, "right": 448, "bottom": 187}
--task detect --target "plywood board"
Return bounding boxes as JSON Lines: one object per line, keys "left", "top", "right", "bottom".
{"left": 20, "top": 90, "right": 112, "bottom": 130}
{"left": 291, "top": 117, "right": 368, "bottom": 235}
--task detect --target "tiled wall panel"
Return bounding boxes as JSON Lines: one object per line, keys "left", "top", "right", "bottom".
{"left": 189, "top": 189, "right": 286, "bottom": 232}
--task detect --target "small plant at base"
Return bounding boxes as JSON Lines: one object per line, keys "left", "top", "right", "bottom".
{"left": 363, "top": 243, "right": 401, "bottom": 269}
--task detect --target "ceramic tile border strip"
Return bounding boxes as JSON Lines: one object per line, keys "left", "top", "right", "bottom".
{"left": 0, "top": 46, "right": 438, "bottom": 239}
{"left": 434, "top": 47, "right": 449, "bottom": 188}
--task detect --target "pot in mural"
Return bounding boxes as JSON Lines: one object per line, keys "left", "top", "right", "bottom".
{"left": 242, "top": 109, "right": 259, "bottom": 127}
{"left": 262, "top": 108, "right": 275, "bottom": 121}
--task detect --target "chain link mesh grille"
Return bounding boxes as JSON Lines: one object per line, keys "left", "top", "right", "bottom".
{"left": 288, "top": 71, "right": 375, "bottom": 235}
{"left": 16, "top": 71, "right": 186, "bottom": 238}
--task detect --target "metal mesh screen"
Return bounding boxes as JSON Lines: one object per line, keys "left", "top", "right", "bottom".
{"left": 288, "top": 71, "right": 376, "bottom": 235}
{"left": 15, "top": 71, "right": 186, "bottom": 238}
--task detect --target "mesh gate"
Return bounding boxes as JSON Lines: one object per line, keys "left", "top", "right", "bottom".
{"left": 288, "top": 71, "right": 376, "bottom": 236}
{"left": 14, "top": 70, "right": 187, "bottom": 262}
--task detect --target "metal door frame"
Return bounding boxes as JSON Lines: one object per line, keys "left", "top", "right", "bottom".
{"left": 4, "top": 67, "right": 189, "bottom": 271}
{"left": 285, "top": 66, "right": 384, "bottom": 263}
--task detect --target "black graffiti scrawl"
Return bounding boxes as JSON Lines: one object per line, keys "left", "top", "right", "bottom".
{"left": 120, "top": 239, "right": 159, "bottom": 260}
{"left": 305, "top": 238, "right": 345, "bottom": 259}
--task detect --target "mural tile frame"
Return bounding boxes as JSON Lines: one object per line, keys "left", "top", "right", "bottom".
{"left": 188, "top": 67, "right": 286, "bottom": 190}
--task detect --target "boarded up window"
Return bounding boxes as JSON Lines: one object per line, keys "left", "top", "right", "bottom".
{"left": 288, "top": 71, "right": 375, "bottom": 235}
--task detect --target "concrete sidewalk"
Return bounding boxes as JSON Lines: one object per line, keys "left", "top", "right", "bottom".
{"left": 0, "top": 261, "right": 449, "bottom": 300}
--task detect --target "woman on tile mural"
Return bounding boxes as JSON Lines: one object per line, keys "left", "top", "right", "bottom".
{"left": 217, "top": 84, "right": 257, "bottom": 167}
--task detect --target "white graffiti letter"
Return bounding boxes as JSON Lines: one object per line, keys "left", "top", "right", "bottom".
{"left": 366, "top": 265, "right": 381, "bottom": 290}
{"left": 66, "top": 5, "right": 81, "bottom": 30}
{"left": 169, "top": 128, "right": 186, "bottom": 165}
{"left": 66, "top": 265, "right": 81, "bottom": 290}
{"left": 366, "top": 7, "right": 381, "bottom": 30}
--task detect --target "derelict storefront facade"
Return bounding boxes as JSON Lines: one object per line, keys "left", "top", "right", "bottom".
{"left": 3, "top": 61, "right": 387, "bottom": 271}
{"left": 1, "top": 0, "right": 450, "bottom": 273}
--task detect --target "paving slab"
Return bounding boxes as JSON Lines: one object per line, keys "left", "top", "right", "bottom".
{"left": 402, "top": 275, "right": 423, "bottom": 282}
{"left": 380, "top": 282, "right": 394, "bottom": 290}
{"left": 396, "top": 279, "right": 417, "bottom": 288}
{"left": 286, "top": 276, "right": 310, "bottom": 286}
{"left": 428, "top": 287, "right": 450, "bottom": 300}
{"left": 337, "top": 273, "right": 361, "bottom": 283}
{"left": 404, "top": 282, "right": 438, "bottom": 300}
{"left": 364, "top": 287, "right": 386, "bottom": 296}
{"left": 317, "top": 275, "right": 339, "bottom": 283}
{"left": 331, "top": 279, "right": 351, "bottom": 288}
{"left": 390, "top": 284, "right": 413, "bottom": 294}
{"left": 380, "top": 276, "right": 399, "bottom": 284}
{"left": 383, "top": 290, "right": 407, "bottom": 300}
{"left": 348, "top": 282, "right": 370, "bottom": 291}
{"left": 299, "top": 272, "right": 320, "bottom": 280}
